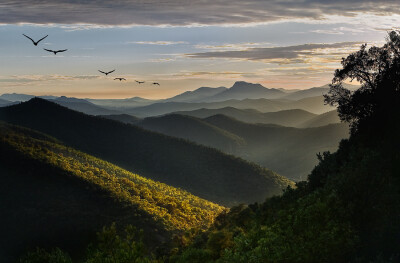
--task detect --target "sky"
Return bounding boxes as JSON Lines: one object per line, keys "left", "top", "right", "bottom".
{"left": 1, "top": 1, "right": 400, "bottom": 99}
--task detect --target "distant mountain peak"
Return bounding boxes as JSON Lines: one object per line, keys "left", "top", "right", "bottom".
{"left": 230, "top": 81, "right": 268, "bottom": 90}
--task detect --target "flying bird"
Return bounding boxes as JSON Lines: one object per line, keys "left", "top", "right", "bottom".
{"left": 135, "top": 80, "right": 145, "bottom": 84}
{"left": 152, "top": 82, "right": 160, "bottom": 86}
{"left": 98, "top": 70, "right": 115, "bottom": 76}
{"left": 114, "top": 78, "right": 126, "bottom": 81}
{"left": 23, "top": 34, "right": 48, "bottom": 46}
{"left": 43, "top": 48, "right": 68, "bottom": 55}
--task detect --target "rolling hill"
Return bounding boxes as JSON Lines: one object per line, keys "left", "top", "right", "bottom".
{"left": 137, "top": 114, "right": 246, "bottom": 153}
{"left": 0, "top": 98, "right": 292, "bottom": 206}
{"left": 50, "top": 96, "right": 121, "bottom": 115}
{"left": 299, "top": 110, "right": 341, "bottom": 128}
{"left": 99, "top": 114, "right": 141, "bottom": 125}
{"left": 173, "top": 108, "right": 317, "bottom": 127}
{"left": 88, "top": 96, "right": 157, "bottom": 109}
{"left": 0, "top": 122, "right": 224, "bottom": 261}
{"left": 125, "top": 95, "right": 334, "bottom": 118}
{"left": 203, "top": 114, "right": 349, "bottom": 181}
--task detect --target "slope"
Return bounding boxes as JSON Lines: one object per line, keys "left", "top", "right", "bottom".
{"left": 99, "top": 114, "right": 141, "bottom": 125}
{"left": 0, "top": 99, "right": 292, "bottom": 206}
{"left": 51, "top": 96, "right": 121, "bottom": 115}
{"left": 0, "top": 122, "right": 224, "bottom": 261}
{"left": 137, "top": 114, "right": 246, "bottom": 153}
{"left": 203, "top": 81, "right": 285, "bottom": 102}
{"left": 164, "top": 86, "right": 227, "bottom": 102}
{"left": 299, "top": 110, "right": 341, "bottom": 128}
{"left": 174, "top": 108, "right": 317, "bottom": 127}
{"left": 125, "top": 96, "right": 333, "bottom": 118}
{"left": 204, "top": 114, "right": 349, "bottom": 181}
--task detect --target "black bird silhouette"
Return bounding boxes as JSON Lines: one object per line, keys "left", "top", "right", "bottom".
{"left": 98, "top": 70, "right": 115, "bottom": 76}
{"left": 135, "top": 80, "right": 145, "bottom": 84}
{"left": 23, "top": 34, "right": 48, "bottom": 46}
{"left": 43, "top": 48, "right": 68, "bottom": 55}
{"left": 114, "top": 78, "right": 126, "bottom": 81}
{"left": 152, "top": 82, "right": 160, "bottom": 85}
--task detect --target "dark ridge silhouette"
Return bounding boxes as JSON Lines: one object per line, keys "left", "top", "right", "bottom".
{"left": 114, "top": 78, "right": 126, "bottom": 81}
{"left": 22, "top": 34, "right": 48, "bottom": 46}
{"left": 0, "top": 122, "right": 221, "bottom": 261}
{"left": 98, "top": 69, "right": 115, "bottom": 75}
{"left": 43, "top": 48, "right": 68, "bottom": 55}
{"left": 0, "top": 98, "right": 293, "bottom": 206}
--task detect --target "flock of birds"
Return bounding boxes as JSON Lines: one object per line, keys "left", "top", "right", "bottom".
{"left": 23, "top": 34, "right": 161, "bottom": 85}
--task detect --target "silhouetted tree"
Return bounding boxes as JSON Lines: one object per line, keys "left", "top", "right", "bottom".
{"left": 325, "top": 30, "right": 400, "bottom": 133}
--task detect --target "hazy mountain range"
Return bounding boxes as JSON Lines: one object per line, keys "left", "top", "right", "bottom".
{"left": 0, "top": 81, "right": 358, "bottom": 116}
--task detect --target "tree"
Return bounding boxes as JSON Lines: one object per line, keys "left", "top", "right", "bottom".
{"left": 324, "top": 30, "right": 400, "bottom": 133}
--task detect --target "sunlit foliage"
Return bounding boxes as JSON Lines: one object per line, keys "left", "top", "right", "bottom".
{"left": 0, "top": 122, "right": 225, "bottom": 231}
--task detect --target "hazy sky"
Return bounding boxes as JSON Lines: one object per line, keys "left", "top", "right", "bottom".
{"left": 1, "top": 1, "right": 399, "bottom": 99}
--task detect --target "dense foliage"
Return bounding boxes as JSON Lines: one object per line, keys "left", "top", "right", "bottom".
{"left": 0, "top": 122, "right": 224, "bottom": 261}
{"left": 0, "top": 122, "right": 224, "bottom": 231}
{"left": 168, "top": 32, "right": 400, "bottom": 262}
{"left": 0, "top": 99, "right": 292, "bottom": 206}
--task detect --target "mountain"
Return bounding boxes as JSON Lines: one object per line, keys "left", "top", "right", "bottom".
{"left": 171, "top": 96, "right": 400, "bottom": 263}
{"left": 0, "top": 98, "right": 14, "bottom": 106}
{"left": 283, "top": 85, "right": 330, "bottom": 100}
{"left": 0, "top": 121, "right": 224, "bottom": 261}
{"left": 0, "top": 93, "right": 57, "bottom": 102}
{"left": 99, "top": 114, "right": 141, "bottom": 124}
{"left": 125, "top": 96, "right": 334, "bottom": 118}
{"left": 203, "top": 81, "right": 285, "bottom": 102}
{"left": 164, "top": 86, "right": 227, "bottom": 102}
{"left": 289, "top": 95, "right": 334, "bottom": 114}
{"left": 203, "top": 114, "right": 349, "bottom": 181}
{"left": 299, "top": 110, "right": 341, "bottom": 128}
{"left": 173, "top": 108, "right": 317, "bottom": 127}
{"left": 0, "top": 99, "right": 292, "bottom": 206}
{"left": 282, "top": 84, "right": 360, "bottom": 100}
{"left": 49, "top": 96, "right": 121, "bottom": 115}
{"left": 137, "top": 114, "right": 246, "bottom": 153}
{"left": 87, "top": 96, "right": 157, "bottom": 109}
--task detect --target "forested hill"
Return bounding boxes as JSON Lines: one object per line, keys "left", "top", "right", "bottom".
{"left": 0, "top": 122, "right": 224, "bottom": 261}
{"left": 169, "top": 32, "right": 400, "bottom": 262}
{"left": 0, "top": 99, "right": 293, "bottom": 206}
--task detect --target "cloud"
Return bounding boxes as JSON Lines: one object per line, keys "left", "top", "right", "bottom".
{"left": 129, "top": 41, "right": 188, "bottom": 45}
{"left": 186, "top": 42, "right": 363, "bottom": 63}
{"left": 1, "top": 1, "right": 400, "bottom": 26}
{"left": 194, "top": 42, "right": 271, "bottom": 51}
{"left": 0, "top": 75, "right": 100, "bottom": 83}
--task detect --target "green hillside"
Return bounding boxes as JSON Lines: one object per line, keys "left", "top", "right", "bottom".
{"left": 0, "top": 99, "right": 292, "bottom": 206}
{"left": 0, "top": 122, "right": 224, "bottom": 261}
{"left": 138, "top": 114, "right": 246, "bottom": 153}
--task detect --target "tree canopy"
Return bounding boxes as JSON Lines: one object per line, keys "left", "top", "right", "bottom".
{"left": 325, "top": 30, "right": 400, "bottom": 133}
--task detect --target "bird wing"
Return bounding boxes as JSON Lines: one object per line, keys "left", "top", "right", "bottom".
{"left": 57, "top": 49, "right": 68, "bottom": 53}
{"left": 43, "top": 48, "right": 53, "bottom": 52}
{"left": 23, "top": 34, "right": 35, "bottom": 43}
{"left": 37, "top": 35, "right": 48, "bottom": 43}
{"left": 99, "top": 70, "right": 106, "bottom": 74}
{"left": 107, "top": 70, "right": 115, "bottom": 74}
